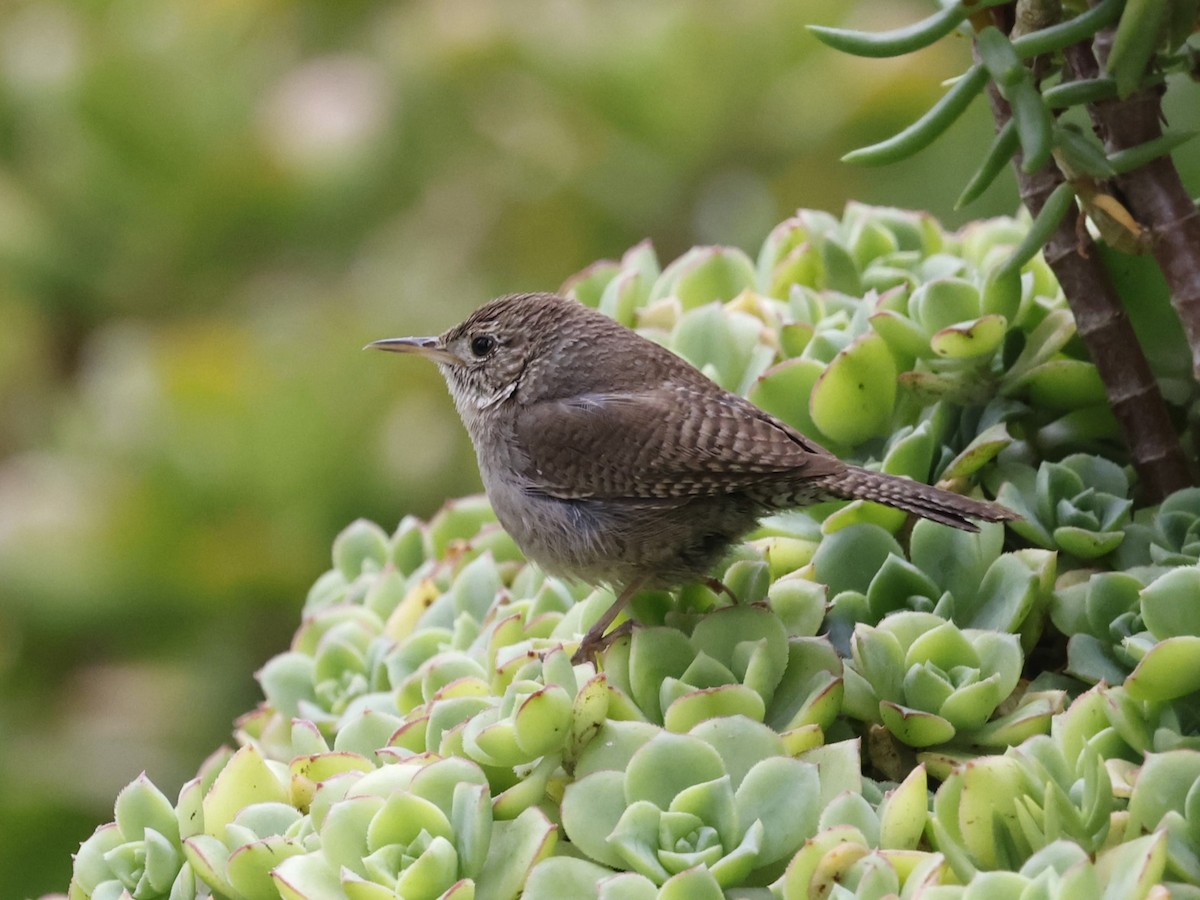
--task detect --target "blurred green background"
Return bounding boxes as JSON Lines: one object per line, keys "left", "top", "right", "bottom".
{"left": 1, "top": 0, "right": 1196, "bottom": 894}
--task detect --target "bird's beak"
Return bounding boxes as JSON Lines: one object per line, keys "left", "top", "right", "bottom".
{"left": 365, "top": 336, "right": 462, "bottom": 365}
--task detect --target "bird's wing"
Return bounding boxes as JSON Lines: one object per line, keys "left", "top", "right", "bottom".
{"left": 513, "top": 384, "right": 844, "bottom": 501}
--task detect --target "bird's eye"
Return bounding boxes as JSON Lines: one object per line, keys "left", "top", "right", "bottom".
{"left": 470, "top": 334, "right": 497, "bottom": 357}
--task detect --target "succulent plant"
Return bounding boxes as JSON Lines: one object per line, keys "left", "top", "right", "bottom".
{"left": 1052, "top": 571, "right": 1148, "bottom": 687}
{"left": 598, "top": 604, "right": 844, "bottom": 735}
{"left": 271, "top": 755, "right": 556, "bottom": 899}
{"left": 69, "top": 774, "right": 198, "bottom": 900}
{"left": 840, "top": 610, "right": 1053, "bottom": 749}
{"left": 904, "top": 835, "right": 1169, "bottom": 900}
{"left": 256, "top": 605, "right": 400, "bottom": 737}
{"left": 554, "top": 717, "right": 837, "bottom": 890}
{"left": 1126, "top": 749, "right": 1200, "bottom": 888}
{"left": 523, "top": 856, "right": 729, "bottom": 899}
{"left": 1117, "top": 487, "right": 1200, "bottom": 569}
{"left": 182, "top": 746, "right": 318, "bottom": 900}
{"left": 870, "top": 276, "right": 1010, "bottom": 367}
{"left": 927, "top": 733, "right": 1116, "bottom": 878}
{"left": 1056, "top": 566, "right": 1200, "bottom": 701}
{"left": 769, "top": 825, "right": 948, "bottom": 900}
{"left": 813, "top": 520, "right": 1053, "bottom": 656}
{"left": 1101, "top": 684, "right": 1200, "bottom": 757}
{"left": 389, "top": 647, "right": 589, "bottom": 818}
{"left": 994, "top": 454, "right": 1134, "bottom": 562}
{"left": 59, "top": 204, "right": 1200, "bottom": 898}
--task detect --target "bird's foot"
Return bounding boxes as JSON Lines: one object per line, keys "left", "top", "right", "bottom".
{"left": 570, "top": 580, "right": 644, "bottom": 666}
{"left": 705, "top": 576, "right": 738, "bottom": 604}
{"left": 570, "top": 619, "right": 636, "bottom": 666}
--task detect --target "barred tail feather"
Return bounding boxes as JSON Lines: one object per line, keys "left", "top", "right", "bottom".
{"left": 822, "top": 466, "right": 1018, "bottom": 532}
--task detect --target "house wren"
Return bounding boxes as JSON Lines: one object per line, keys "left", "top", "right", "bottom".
{"left": 371, "top": 292, "right": 1017, "bottom": 660}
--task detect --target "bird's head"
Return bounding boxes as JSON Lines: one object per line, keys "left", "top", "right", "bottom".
{"left": 368, "top": 292, "right": 585, "bottom": 417}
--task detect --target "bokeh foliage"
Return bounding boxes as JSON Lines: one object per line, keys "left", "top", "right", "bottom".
{"left": 0, "top": 0, "right": 1196, "bottom": 895}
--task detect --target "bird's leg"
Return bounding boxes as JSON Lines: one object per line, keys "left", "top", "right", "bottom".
{"left": 571, "top": 578, "right": 645, "bottom": 665}
{"left": 704, "top": 576, "right": 738, "bottom": 604}
{"left": 599, "top": 619, "right": 637, "bottom": 644}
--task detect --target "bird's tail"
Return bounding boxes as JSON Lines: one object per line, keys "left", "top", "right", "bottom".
{"left": 821, "top": 466, "right": 1018, "bottom": 532}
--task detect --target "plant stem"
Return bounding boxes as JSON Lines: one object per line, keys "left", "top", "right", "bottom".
{"left": 974, "top": 45, "right": 1193, "bottom": 500}
{"left": 1068, "top": 32, "right": 1200, "bottom": 381}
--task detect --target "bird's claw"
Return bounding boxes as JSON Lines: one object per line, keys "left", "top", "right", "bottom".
{"left": 570, "top": 619, "right": 637, "bottom": 666}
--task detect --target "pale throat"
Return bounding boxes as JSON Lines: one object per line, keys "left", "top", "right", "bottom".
{"left": 444, "top": 371, "right": 517, "bottom": 421}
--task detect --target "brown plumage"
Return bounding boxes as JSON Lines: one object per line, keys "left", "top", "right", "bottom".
{"left": 371, "top": 292, "right": 1017, "bottom": 659}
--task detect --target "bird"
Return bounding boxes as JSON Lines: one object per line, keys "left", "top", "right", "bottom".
{"left": 369, "top": 292, "right": 1017, "bottom": 662}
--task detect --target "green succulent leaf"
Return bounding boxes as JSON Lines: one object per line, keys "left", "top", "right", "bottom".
{"left": 842, "top": 65, "right": 989, "bottom": 166}
{"left": 880, "top": 703, "right": 957, "bottom": 746}
{"left": 114, "top": 775, "right": 182, "bottom": 847}
{"left": 663, "top": 685, "right": 766, "bottom": 733}
{"left": 733, "top": 756, "right": 821, "bottom": 864}
{"left": 929, "top": 314, "right": 1008, "bottom": 359}
{"left": 563, "top": 259, "right": 622, "bottom": 308}
{"left": 1107, "top": 0, "right": 1171, "bottom": 99}
{"left": 959, "top": 119, "right": 1019, "bottom": 208}
{"left": 750, "top": 357, "right": 831, "bottom": 449}
{"left": 333, "top": 519, "right": 392, "bottom": 580}
{"left": 671, "top": 303, "right": 772, "bottom": 393}
{"left": 808, "top": 2, "right": 988, "bottom": 59}
{"left": 1140, "top": 567, "right": 1200, "bottom": 639}
{"left": 976, "top": 27, "right": 1053, "bottom": 172}
{"left": 203, "top": 747, "right": 289, "bottom": 843}
{"left": 1124, "top": 636, "right": 1200, "bottom": 702}
{"left": 810, "top": 331, "right": 897, "bottom": 446}
{"left": 651, "top": 246, "right": 758, "bottom": 310}
{"left": 227, "top": 836, "right": 309, "bottom": 900}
